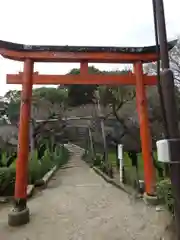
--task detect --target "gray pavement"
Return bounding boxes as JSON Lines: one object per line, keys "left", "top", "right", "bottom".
{"left": 0, "top": 144, "right": 170, "bottom": 239}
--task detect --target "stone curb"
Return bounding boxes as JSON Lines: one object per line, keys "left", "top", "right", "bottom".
{"left": 92, "top": 166, "right": 161, "bottom": 207}
{"left": 0, "top": 147, "right": 70, "bottom": 204}
{"left": 42, "top": 165, "right": 57, "bottom": 185}
{"left": 0, "top": 165, "right": 58, "bottom": 204}
{"left": 92, "top": 166, "right": 130, "bottom": 194}
{"left": 65, "top": 144, "right": 159, "bottom": 206}
{"left": 70, "top": 143, "right": 129, "bottom": 194}
{"left": 27, "top": 184, "right": 35, "bottom": 198}
{"left": 34, "top": 165, "right": 58, "bottom": 187}
{"left": 0, "top": 196, "right": 12, "bottom": 203}
{"left": 0, "top": 184, "right": 35, "bottom": 204}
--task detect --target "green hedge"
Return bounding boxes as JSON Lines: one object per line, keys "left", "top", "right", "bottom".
{"left": 0, "top": 145, "right": 69, "bottom": 196}
{"left": 0, "top": 167, "right": 16, "bottom": 196}
{"left": 156, "top": 178, "right": 174, "bottom": 215}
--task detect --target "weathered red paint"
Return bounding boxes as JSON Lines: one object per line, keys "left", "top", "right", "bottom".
{"left": 3, "top": 42, "right": 158, "bottom": 197}
{"left": 0, "top": 48, "right": 158, "bottom": 63}
{"left": 14, "top": 59, "right": 34, "bottom": 199}
{"left": 80, "top": 61, "right": 89, "bottom": 74}
{"left": 6, "top": 73, "right": 157, "bottom": 85}
{"left": 134, "top": 62, "right": 156, "bottom": 195}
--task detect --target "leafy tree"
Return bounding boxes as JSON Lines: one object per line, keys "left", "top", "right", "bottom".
{"left": 2, "top": 87, "right": 68, "bottom": 150}
{"left": 68, "top": 84, "right": 97, "bottom": 106}
{"left": 4, "top": 90, "right": 21, "bottom": 123}
{"left": 97, "top": 72, "right": 137, "bottom": 143}
{"left": 4, "top": 87, "right": 68, "bottom": 123}
{"left": 67, "top": 67, "right": 132, "bottom": 106}
{"left": 67, "top": 66, "right": 102, "bottom": 106}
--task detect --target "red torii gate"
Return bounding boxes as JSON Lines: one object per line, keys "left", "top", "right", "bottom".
{"left": 0, "top": 39, "right": 176, "bottom": 226}
{"left": 7, "top": 71, "right": 157, "bottom": 85}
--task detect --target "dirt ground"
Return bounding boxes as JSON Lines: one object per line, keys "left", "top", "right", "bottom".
{"left": 0, "top": 144, "right": 173, "bottom": 240}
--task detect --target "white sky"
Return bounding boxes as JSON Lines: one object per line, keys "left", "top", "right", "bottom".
{"left": 0, "top": 0, "right": 179, "bottom": 96}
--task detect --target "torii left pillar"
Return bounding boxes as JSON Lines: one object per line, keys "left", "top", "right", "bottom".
{"left": 8, "top": 59, "right": 34, "bottom": 226}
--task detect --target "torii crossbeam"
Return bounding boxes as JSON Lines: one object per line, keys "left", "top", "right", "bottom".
{"left": 7, "top": 72, "right": 157, "bottom": 85}
{"left": 0, "top": 39, "right": 176, "bottom": 226}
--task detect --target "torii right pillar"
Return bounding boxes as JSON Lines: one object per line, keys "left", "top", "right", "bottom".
{"left": 134, "top": 61, "right": 156, "bottom": 197}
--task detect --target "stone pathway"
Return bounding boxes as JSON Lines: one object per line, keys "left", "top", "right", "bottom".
{"left": 0, "top": 144, "right": 171, "bottom": 239}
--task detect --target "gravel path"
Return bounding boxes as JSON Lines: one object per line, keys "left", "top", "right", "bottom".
{"left": 0, "top": 144, "right": 170, "bottom": 240}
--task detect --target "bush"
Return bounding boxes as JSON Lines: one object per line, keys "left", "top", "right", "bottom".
{"left": 156, "top": 178, "right": 174, "bottom": 215}
{"left": 0, "top": 152, "right": 8, "bottom": 166}
{"left": 82, "top": 149, "right": 89, "bottom": 161}
{"left": 29, "top": 145, "right": 69, "bottom": 184}
{"left": 53, "top": 145, "right": 70, "bottom": 167}
{"left": 28, "top": 149, "right": 52, "bottom": 184}
{"left": 0, "top": 167, "right": 16, "bottom": 196}
{"left": 0, "top": 145, "right": 70, "bottom": 196}
{"left": 94, "top": 155, "right": 102, "bottom": 166}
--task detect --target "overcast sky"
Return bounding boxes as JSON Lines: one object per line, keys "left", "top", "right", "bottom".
{"left": 0, "top": 0, "right": 179, "bottom": 95}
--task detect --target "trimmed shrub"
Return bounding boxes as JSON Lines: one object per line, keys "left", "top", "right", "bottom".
{"left": 156, "top": 178, "right": 174, "bottom": 215}
{"left": 29, "top": 146, "right": 69, "bottom": 184}
{"left": 54, "top": 145, "right": 70, "bottom": 167}
{"left": 0, "top": 167, "right": 16, "bottom": 196}
{"left": 0, "top": 145, "right": 70, "bottom": 196}
{"left": 93, "top": 155, "right": 102, "bottom": 167}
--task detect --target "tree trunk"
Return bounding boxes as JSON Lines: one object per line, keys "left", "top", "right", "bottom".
{"left": 94, "top": 90, "right": 110, "bottom": 174}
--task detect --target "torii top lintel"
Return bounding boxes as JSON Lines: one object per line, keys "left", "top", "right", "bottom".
{"left": 0, "top": 39, "right": 177, "bottom": 63}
